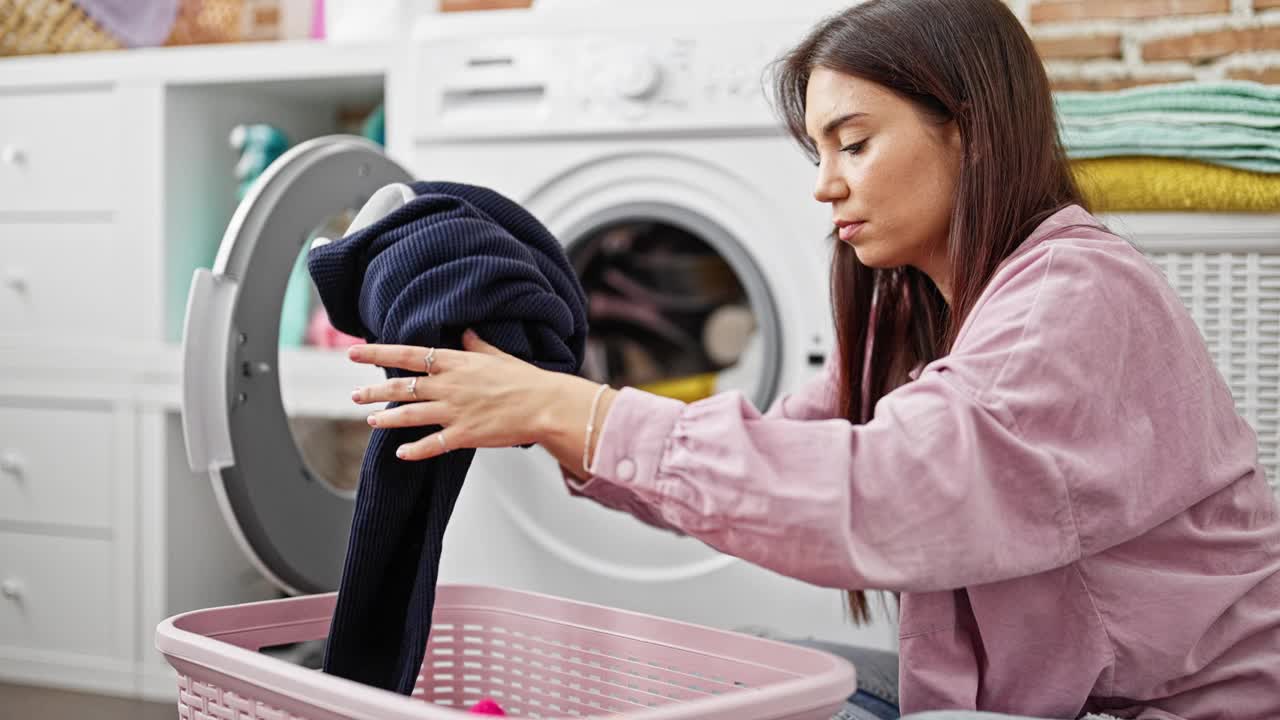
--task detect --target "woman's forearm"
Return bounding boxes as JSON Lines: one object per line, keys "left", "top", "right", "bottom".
{"left": 536, "top": 373, "right": 620, "bottom": 482}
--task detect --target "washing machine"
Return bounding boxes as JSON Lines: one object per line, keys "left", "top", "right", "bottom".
{"left": 398, "top": 4, "right": 896, "bottom": 650}
{"left": 182, "top": 1, "right": 897, "bottom": 653}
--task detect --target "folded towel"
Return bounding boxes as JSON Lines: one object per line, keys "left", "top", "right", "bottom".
{"left": 307, "top": 181, "right": 587, "bottom": 694}
{"left": 1055, "top": 80, "right": 1280, "bottom": 118}
{"left": 1060, "top": 121, "right": 1280, "bottom": 174}
{"left": 1072, "top": 156, "right": 1280, "bottom": 212}
{"left": 1061, "top": 111, "right": 1280, "bottom": 130}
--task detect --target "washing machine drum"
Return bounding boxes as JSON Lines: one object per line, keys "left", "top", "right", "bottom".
{"left": 181, "top": 136, "right": 413, "bottom": 595}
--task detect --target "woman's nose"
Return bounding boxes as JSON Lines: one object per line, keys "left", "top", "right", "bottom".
{"left": 813, "top": 164, "right": 848, "bottom": 204}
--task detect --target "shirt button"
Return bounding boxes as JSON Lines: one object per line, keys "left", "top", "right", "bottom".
{"left": 615, "top": 458, "right": 636, "bottom": 481}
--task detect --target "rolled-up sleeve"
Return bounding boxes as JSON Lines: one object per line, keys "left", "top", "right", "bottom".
{"left": 560, "top": 353, "right": 840, "bottom": 534}
{"left": 571, "top": 374, "right": 1076, "bottom": 592}
{"left": 560, "top": 387, "right": 687, "bottom": 535}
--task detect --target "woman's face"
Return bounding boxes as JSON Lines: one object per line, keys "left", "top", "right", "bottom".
{"left": 805, "top": 67, "right": 963, "bottom": 294}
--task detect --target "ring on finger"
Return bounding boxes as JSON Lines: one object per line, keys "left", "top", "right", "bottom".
{"left": 424, "top": 347, "right": 437, "bottom": 375}
{"left": 437, "top": 431, "right": 447, "bottom": 453}
{"left": 407, "top": 377, "right": 418, "bottom": 399}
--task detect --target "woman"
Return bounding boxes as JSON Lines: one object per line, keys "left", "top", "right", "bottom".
{"left": 345, "top": 0, "right": 1280, "bottom": 717}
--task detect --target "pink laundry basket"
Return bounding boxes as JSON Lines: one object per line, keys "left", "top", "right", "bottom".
{"left": 155, "top": 584, "right": 857, "bottom": 720}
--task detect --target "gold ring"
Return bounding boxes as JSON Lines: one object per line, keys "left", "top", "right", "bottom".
{"left": 408, "top": 377, "right": 418, "bottom": 399}
{"left": 425, "top": 347, "right": 437, "bottom": 375}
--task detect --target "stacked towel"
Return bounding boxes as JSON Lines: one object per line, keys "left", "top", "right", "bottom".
{"left": 307, "top": 181, "right": 588, "bottom": 694}
{"left": 1071, "top": 157, "right": 1280, "bottom": 212}
{"left": 1056, "top": 81, "right": 1280, "bottom": 174}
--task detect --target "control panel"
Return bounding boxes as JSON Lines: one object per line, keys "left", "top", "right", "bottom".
{"left": 411, "top": 13, "right": 814, "bottom": 141}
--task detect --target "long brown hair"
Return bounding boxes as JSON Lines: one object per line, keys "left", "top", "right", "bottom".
{"left": 771, "top": 0, "right": 1087, "bottom": 624}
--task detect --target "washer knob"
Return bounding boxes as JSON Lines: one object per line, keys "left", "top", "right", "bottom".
{"left": 614, "top": 55, "right": 662, "bottom": 101}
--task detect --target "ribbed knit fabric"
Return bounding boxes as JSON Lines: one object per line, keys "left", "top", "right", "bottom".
{"left": 306, "top": 181, "right": 588, "bottom": 694}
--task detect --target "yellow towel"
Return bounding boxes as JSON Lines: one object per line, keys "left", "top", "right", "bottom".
{"left": 1072, "top": 156, "right": 1280, "bottom": 212}
{"left": 637, "top": 373, "right": 718, "bottom": 403}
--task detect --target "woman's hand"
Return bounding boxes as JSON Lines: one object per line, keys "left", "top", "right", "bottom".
{"left": 349, "top": 330, "right": 616, "bottom": 470}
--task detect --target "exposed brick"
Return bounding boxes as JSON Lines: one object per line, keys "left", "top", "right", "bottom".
{"left": 1050, "top": 74, "right": 1196, "bottom": 91}
{"left": 1256, "top": 0, "right": 1280, "bottom": 10}
{"left": 1227, "top": 65, "right": 1280, "bottom": 83}
{"left": 1031, "top": 0, "right": 1229, "bottom": 23}
{"left": 1035, "top": 33, "right": 1124, "bottom": 59}
{"left": 1142, "top": 25, "right": 1280, "bottom": 63}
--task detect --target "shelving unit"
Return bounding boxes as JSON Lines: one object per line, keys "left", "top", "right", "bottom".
{"left": 0, "top": 40, "right": 394, "bottom": 700}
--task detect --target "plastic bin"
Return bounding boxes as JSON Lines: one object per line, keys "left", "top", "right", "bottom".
{"left": 155, "top": 584, "right": 857, "bottom": 719}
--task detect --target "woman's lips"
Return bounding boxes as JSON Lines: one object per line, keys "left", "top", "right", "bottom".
{"left": 836, "top": 221, "right": 865, "bottom": 242}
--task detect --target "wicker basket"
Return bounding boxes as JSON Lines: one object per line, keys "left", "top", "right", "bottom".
{"left": 0, "top": 0, "right": 120, "bottom": 56}
{"left": 0, "top": 0, "right": 280, "bottom": 56}
{"left": 166, "top": 0, "right": 280, "bottom": 46}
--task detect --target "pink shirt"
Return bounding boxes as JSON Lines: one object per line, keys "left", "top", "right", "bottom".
{"left": 564, "top": 205, "right": 1280, "bottom": 719}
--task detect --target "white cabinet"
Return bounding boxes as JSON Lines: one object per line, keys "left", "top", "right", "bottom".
{"left": 0, "top": 397, "right": 137, "bottom": 695}
{"left": 0, "top": 223, "right": 144, "bottom": 340}
{"left": 0, "top": 87, "right": 122, "bottom": 215}
{"left": 0, "top": 531, "right": 121, "bottom": 659}
{"left": 0, "top": 42, "right": 390, "bottom": 701}
{"left": 0, "top": 403, "right": 117, "bottom": 530}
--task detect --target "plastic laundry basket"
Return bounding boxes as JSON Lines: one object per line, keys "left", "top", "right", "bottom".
{"left": 155, "top": 584, "right": 857, "bottom": 720}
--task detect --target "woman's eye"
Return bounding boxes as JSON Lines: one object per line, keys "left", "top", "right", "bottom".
{"left": 840, "top": 141, "right": 865, "bottom": 156}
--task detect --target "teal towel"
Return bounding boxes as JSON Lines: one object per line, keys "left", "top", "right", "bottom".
{"left": 1062, "top": 111, "right": 1280, "bottom": 129}
{"left": 1060, "top": 121, "right": 1280, "bottom": 173}
{"left": 1054, "top": 81, "right": 1280, "bottom": 173}
{"left": 1055, "top": 80, "right": 1280, "bottom": 118}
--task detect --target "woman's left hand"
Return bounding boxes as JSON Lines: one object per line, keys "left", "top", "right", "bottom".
{"left": 349, "top": 329, "right": 605, "bottom": 463}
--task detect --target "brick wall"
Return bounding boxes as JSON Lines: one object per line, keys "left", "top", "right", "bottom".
{"left": 1007, "top": 0, "right": 1280, "bottom": 89}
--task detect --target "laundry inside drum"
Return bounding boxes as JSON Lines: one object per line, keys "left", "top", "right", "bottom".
{"left": 571, "top": 219, "right": 765, "bottom": 404}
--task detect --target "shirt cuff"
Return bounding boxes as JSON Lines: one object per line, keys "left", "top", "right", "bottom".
{"left": 564, "top": 386, "right": 685, "bottom": 499}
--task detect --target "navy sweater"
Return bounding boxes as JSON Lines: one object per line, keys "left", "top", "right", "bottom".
{"left": 307, "top": 181, "right": 587, "bottom": 693}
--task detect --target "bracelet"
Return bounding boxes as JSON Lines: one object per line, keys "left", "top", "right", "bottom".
{"left": 583, "top": 383, "right": 610, "bottom": 474}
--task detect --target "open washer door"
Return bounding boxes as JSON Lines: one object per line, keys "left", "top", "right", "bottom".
{"left": 180, "top": 135, "right": 413, "bottom": 595}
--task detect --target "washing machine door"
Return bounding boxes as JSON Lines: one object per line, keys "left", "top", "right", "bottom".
{"left": 180, "top": 135, "right": 413, "bottom": 595}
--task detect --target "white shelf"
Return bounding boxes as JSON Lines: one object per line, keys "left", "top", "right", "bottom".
{"left": 0, "top": 340, "right": 381, "bottom": 419}
{"left": 1101, "top": 212, "right": 1280, "bottom": 252}
{"left": 0, "top": 40, "right": 387, "bottom": 98}
{"left": 278, "top": 346, "right": 387, "bottom": 418}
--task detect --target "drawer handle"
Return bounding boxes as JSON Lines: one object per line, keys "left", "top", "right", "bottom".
{"left": 0, "top": 578, "right": 22, "bottom": 601}
{"left": 2, "top": 268, "right": 27, "bottom": 293}
{"left": 0, "top": 451, "right": 23, "bottom": 479}
{"left": 0, "top": 145, "right": 24, "bottom": 166}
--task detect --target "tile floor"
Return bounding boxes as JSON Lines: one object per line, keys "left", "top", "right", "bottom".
{"left": 0, "top": 682, "right": 174, "bottom": 720}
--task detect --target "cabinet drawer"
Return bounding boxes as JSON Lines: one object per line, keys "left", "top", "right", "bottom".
{"left": 0, "top": 88, "right": 121, "bottom": 215}
{"left": 0, "top": 223, "right": 144, "bottom": 340}
{"left": 0, "top": 403, "right": 115, "bottom": 530}
{"left": 0, "top": 531, "right": 119, "bottom": 659}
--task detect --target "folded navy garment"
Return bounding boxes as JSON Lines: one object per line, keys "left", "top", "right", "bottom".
{"left": 307, "top": 181, "right": 588, "bottom": 694}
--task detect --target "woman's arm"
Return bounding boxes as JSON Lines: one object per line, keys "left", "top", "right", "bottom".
{"left": 354, "top": 239, "right": 1241, "bottom": 592}
{"left": 549, "top": 352, "right": 842, "bottom": 533}
{"left": 553, "top": 241, "right": 1257, "bottom": 593}
{"left": 556, "top": 373, "right": 1077, "bottom": 593}
{"left": 546, "top": 349, "right": 841, "bottom": 481}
